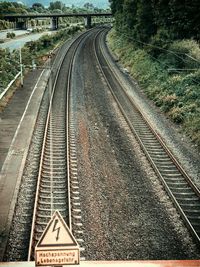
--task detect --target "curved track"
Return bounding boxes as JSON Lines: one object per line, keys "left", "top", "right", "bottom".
{"left": 27, "top": 29, "right": 94, "bottom": 260}
{"left": 94, "top": 28, "right": 200, "bottom": 245}
{"left": 3, "top": 27, "right": 200, "bottom": 262}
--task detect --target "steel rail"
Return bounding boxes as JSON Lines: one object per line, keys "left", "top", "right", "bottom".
{"left": 27, "top": 29, "right": 94, "bottom": 260}
{"left": 94, "top": 28, "right": 200, "bottom": 245}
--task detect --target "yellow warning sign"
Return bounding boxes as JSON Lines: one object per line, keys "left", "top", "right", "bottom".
{"left": 35, "top": 211, "right": 80, "bottom": 266}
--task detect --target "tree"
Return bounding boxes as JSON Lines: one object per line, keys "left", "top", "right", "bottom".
{"left": 0, "top": 2, "right": 28, "bottom": 15}
{"left": 32, "top": 3, "right": 45, "bottom": 13}
{"left": 83, "top": 3, "right": 95, "bottom": 10}
{"left": 134, "top": 0, "right": 156, "bottom": 42}
{"left": 49, "top": 1, "right": 65, "bottom": 12}
{"left": 110, "top": 0, "right": 200, "bottom": 42}
{"left": 152, "top": 0, "right": 171, "bottom": 31}
{"left": 109, "top": 0, "right": 125, "bottom": 31}
{"left": 123, "top": 0, "right": 137, "bottom": 32}
{"left": 169, "top": 0, "right": 200, "bottom": 40}
{"left": 109, "top": 0, "right": 123, "bottom": 14}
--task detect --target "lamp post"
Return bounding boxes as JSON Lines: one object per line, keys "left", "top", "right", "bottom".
{"left": 19, "top": 47, "right": 23, "bottom": 87}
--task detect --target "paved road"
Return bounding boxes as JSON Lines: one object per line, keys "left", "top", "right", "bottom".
{"left": 0, "top": 31, "right": 53, "bottom": 51}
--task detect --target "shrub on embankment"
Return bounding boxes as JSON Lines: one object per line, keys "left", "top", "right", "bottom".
{"left": 0, "top": 25, "right": 82, "bottom": 95}
{"left": 107, "top": 30, "right": 200, "bottom": 148}
{"left": 22, "top": 25, "right": 82, "bottom": 69}
{"left": 0, "top": 49, "right": 20, "bottom": 93}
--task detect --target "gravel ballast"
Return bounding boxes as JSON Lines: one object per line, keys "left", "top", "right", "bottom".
{"left": 2, "top": 28, "right": 200, "bottom": 262}
{"left": 70, "top": 31, "right": 200, "bottom": 260}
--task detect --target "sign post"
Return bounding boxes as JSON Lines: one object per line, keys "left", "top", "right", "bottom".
{"left": 35, "top": 211, "right": 80, "bottom": 266}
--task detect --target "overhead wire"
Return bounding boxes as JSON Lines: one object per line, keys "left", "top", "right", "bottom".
{"left": 113, "top": 28, "right": 200, "bottom": 86}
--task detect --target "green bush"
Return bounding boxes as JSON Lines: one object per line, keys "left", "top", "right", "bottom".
{"left": 148, "top": 29, "right": 171, "bottom": 57}
{"left": 0, "top": 49, "right": 20, "bottom": 93}
{"left": 159, "top": 39, "right": 200, "bottom": 70}
{"left": 160, "top": 94, "right": 178, "bottom": 112}
{"left": 6, "top": 32, "right": 15, "bottom": 38}
{"left": 108, "top": 29, "right": 200, "bottom": 148}
{"left": 184, "top": 115, "right": 200, "bottom": 146}
{"left": 0, "top": 25, "right": 82, "bottom": 94}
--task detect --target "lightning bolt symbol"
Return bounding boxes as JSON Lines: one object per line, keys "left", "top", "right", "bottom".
{"left": 52, "top": 219, "right": 60, "bottom": 241}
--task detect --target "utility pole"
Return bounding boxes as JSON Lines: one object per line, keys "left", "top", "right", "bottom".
{"left": 19, "top": 47, "right": 23, "bottom": 87}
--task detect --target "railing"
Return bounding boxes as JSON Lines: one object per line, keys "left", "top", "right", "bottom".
{"left": 0, "top": 72, "right": 21, "bottom": 100}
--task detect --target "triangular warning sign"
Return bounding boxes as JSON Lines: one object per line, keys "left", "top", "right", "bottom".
{"left": 36, "top": 210, "right": 78, "bottom": 248}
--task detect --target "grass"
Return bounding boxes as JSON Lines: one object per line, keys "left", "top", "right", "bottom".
{"left": 107, "top": 30, "right": 200, "bottom": 148}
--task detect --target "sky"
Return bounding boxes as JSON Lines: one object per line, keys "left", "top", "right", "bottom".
{"left": 3, "top": 0, "right": 110, "bottom": 9}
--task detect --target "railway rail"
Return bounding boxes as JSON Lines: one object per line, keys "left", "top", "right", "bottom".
{"left": 3, "top": 28, "right": 99, "bottom": 262}
{"left": 94, "top": 28, "right": 200, "bottom": 245}
{"left": 27, "top": 29, "right": 96, "bottom": 260}
{"left": 2, "top": 26, "right": 200, "bottom": 262}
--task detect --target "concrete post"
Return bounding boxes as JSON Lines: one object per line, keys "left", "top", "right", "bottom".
{"left": 16, "top": 19, "right": 27, "bottom": 30}
{"left": 52, "top": 17, "right": 58, "bottom": 30}
{"left": 86, "top": 15, "right": 92, "bottom": 29}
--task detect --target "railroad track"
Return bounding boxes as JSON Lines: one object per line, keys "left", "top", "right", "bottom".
{"left": 2, "top": 35, "right": 82, "bottom": 261}
{"left": 94, "top": 28, "right": 200, "bottom": 245}
{"left": 3, "top": 28, "right": 98, "bottom": 262}
{"left": 27, "top": 29, "right": 95, "bottom": 260}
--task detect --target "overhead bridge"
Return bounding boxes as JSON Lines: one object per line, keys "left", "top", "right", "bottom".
{"left": 2, "top": 12, "right": 113, "bottom": 29}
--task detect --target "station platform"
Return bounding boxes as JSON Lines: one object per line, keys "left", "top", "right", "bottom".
{"left": 0, "top": 261, "right": 200, "bottom": 267}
